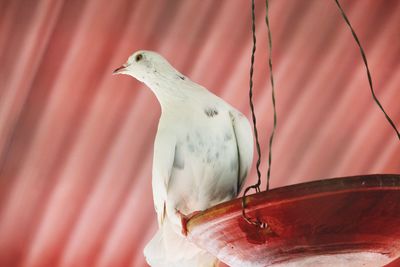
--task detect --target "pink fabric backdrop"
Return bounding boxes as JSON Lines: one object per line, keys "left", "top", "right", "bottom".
{"left": 0, "top": 0, "right": 399, "bottom": 266}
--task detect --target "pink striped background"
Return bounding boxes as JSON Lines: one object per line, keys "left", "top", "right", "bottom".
{"left": 0, "top": 0, "right": 399, "bottom": 266}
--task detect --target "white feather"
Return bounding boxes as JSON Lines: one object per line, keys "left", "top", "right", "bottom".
{"left": 115, "top": 50, "right": 253, "bottom": 267}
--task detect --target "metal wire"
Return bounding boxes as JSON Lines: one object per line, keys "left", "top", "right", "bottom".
{"left": 241, "top": 0, "right": 264, "bottom": 227}
{"left": 334, "top": 0, "right": 400, "bottom": 140}
{"left": 241, "top": 0, "right": 399, "bottom": 228}
{"left": 265, "top": 0, "right": 277, "bottom": 191}
{"left": 248, "top": 0, "right": 262, "bottom": 193}
{"left": 241, "top": 0, "right": 276, "bottom": 227}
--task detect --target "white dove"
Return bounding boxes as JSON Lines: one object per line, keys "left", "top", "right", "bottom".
{"left": 114, "top": 50, "right": 253, "bottom": 267}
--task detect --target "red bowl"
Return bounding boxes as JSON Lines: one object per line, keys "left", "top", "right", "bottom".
{"left": 186, "top": 174, "right": 400, "bottom": 267}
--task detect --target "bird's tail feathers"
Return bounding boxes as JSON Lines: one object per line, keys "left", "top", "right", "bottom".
{"left": 144, "top": 219, "right": 218, "bottom": 267}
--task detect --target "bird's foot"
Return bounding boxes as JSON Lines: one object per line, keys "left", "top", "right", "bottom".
{"left": 176, "top": 210, "right": 203, "bottom": 236}
{"left": 176, "top": 210, "right": 189, "bottom": 236}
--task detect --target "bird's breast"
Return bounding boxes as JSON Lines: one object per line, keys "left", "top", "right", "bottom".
{"left": 168, "top": 124, "right": 239, "bottom": 211}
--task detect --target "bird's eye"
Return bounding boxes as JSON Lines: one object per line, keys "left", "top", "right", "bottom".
{"left": 135, "top": 54, "right": 143, "bottom": 62}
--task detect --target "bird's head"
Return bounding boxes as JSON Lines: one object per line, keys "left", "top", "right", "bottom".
{"left": 113, "top": 50, "right": 180, "bottom": 83}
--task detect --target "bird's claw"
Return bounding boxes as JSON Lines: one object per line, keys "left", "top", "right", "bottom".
{"left": 176, "top": 210, "right": 189, "bottom": 236}
{"left": 176, "top": 210, "right": 204, "bottom": 236}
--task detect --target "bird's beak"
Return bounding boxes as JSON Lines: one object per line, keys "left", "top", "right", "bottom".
{"left": 113, "top": 64, "right": 128, "bottom": 75}
{"left": 113, "top": 65, "right": 126, "bottom": 75}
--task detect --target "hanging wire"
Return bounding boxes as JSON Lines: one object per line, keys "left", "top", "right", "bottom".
{"left": 265, "top": 0, "right": 277, "bottom": 191}
{"left": 334, "top": 0, "right": 400, "bottom": 140}
{"left": 241, "top": 0, "right": 264, "bottom": 227}
{"left": 241, "top": 0, "right": 276, "bottom": 227}
{"left": 241, "top": 0, "right": 399, "bottom": 226}
{"left": 246, "top": 0, "right": 262, "bottom": 194}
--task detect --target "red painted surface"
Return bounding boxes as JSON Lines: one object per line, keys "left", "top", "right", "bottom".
{"left": 187, "top": 174, "right": 400, "bottom": 266}
{"left": 386, "top": 257, "right": 400, "bottom": 267}
{"left": 0, "top": 1, "right": 400, "bottom": 266}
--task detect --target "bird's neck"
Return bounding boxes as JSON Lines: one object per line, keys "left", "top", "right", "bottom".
{"left": 145, "top": 77, "right": 188, "bottom": 111}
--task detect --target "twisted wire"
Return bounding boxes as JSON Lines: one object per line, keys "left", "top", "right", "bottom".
{"left": 334, "top": 0, "right": 400, "bottom": 140}
{"left": 241, "top": 0, "right": 264, "bottom": 227}
{"left": 265, "top": 0, "right": 277, "bottom": 191}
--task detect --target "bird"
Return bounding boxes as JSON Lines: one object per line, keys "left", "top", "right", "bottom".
{"left": 114, "top": 50, "right": 253, "bottom": 267}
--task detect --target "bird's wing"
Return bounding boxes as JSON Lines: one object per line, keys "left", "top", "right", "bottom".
{"left": 229, "top": 110, "right": 254, "bottom": 193}
{"left": 152, "top": 126, "right": 176, "bottom": 226}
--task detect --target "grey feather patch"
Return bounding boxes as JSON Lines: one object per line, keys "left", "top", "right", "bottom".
{"left": 230, "top": 159, "right": 238, "bottom": 172}
{"left": 204, "top": 107, "right": 219, "bottom": 117}
{"left": 196, "top": 131, "right": 204, "bottom": 146}
{"left": 173, "top": 146, "right": 185, "bottom": 169}
{"left": 187, "top": 143, "right": 195, "bottom": 153}
{"left": 224, "top": 132, "right": 233, "bottom": 141}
